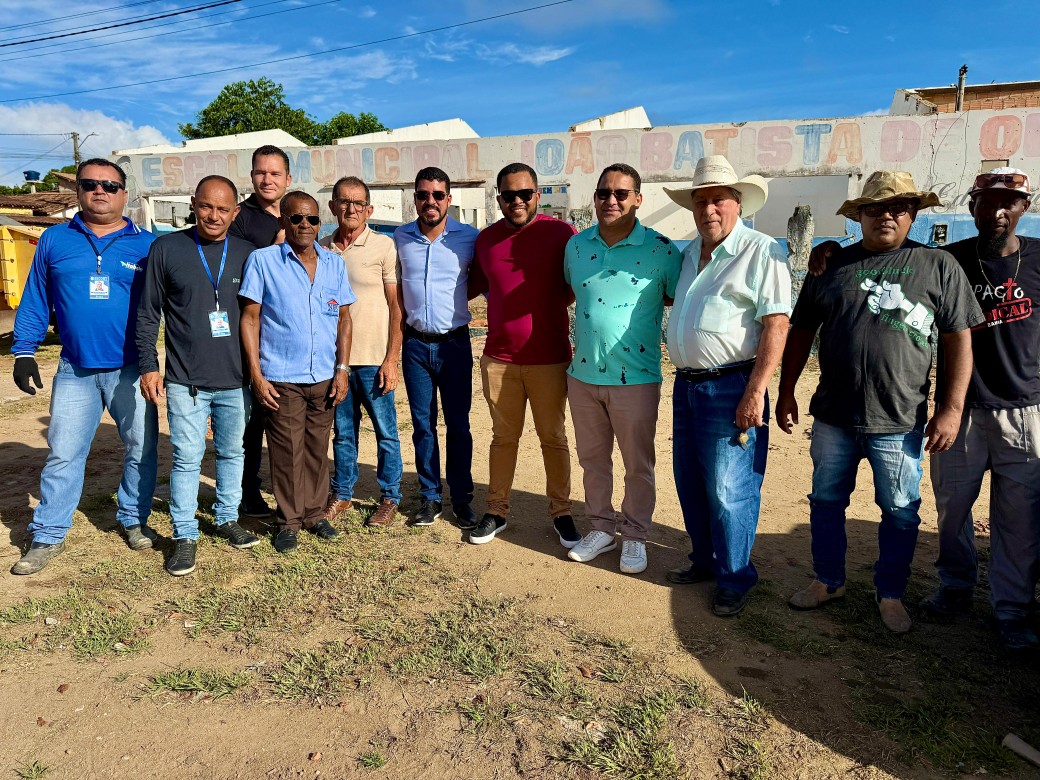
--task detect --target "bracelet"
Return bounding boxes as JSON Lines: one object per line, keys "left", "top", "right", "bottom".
{"left": 335, "top": 364, "right": 350, "bottom": 373}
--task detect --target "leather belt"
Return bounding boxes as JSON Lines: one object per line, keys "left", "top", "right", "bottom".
{"left": 676, "top": 359, "right": 755, "bottom": 383}
{"left": 406, "top": 324, "right": 468, "bottom": 344}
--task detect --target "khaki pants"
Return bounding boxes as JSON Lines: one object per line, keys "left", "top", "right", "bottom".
{"left": 480, "top": 356, "right": 571, "bottom": 518}
{"left": 264, "top": 380, "right": 336, "bottom": 532}
{"left": 567, "top": 376, "right": 661, "bottom": 541}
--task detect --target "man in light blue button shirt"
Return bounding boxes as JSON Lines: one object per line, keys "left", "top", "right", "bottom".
{"left": 662, "top": 156, "right": 791, "bottom": 618}
{"left": 394, "top": 167, "right": 479, "bottom": 528}
{"left": 240, "top": 191, "right": 356, "bottom": 553}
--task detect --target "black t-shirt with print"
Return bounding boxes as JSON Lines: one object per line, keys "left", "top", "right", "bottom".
{"left": 936, "top": 236, "right": 1040, "bottom": 409}
{"left": 791, "top": 240, "right": 984, "bottom": 433}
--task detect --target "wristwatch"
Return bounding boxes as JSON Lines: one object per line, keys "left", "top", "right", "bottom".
{"left": 335, "top": 364, "right": 350, "bottom": 373}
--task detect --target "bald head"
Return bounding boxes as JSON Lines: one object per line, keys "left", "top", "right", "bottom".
{"left": 192, "top": 175, "right": 241, "bottom": 241}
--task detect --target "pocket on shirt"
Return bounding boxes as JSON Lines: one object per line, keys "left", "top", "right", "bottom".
{"left": 696, "top": 295, "right": 735, "bottom": 334}
{"left": 321, "top": 287, "right": 341, "bottom": 317}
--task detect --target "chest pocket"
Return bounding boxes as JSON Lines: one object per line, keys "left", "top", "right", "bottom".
{"left": 697, "top": 295, "right": 734, "bottom": 334}
{"left": 321, "top": 287, "right": 341, "bottom": 317}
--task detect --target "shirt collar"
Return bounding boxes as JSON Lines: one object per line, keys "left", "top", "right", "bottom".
{"left": 691, "top": 219, "right": 746, "bottom": 262}
{"left": 281, "top": 241, "right": 334, "bottom": 266}
{"left": 331, "top": 224, "right": 371, "bottom": 250}
{"left": 403, "top": 215, "right": 462, "bottom": 240}
{"left": 71, "top": 212, "right": 138, "bottom": 238}
{"left": 587, "top": 219, "right": 646, "bottom": 247}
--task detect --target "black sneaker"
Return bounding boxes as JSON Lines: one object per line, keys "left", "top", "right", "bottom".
{"left": 918, "top": 587, "right": 973, "bottom": 623}
{"left": 553, "top": 515, "right": 581, "bottom": 549}
{"left": 412, "top": 500, "right": 443, "bottom": 527}
{"left": 273, "top": 529, "right": 298, "bottom": 553}
{"left": 665, "top": 565, "right": 716, "bottom": 585}
{"left": 166, "top": 539, "right": 197, "bottom": 577}
{"left": 997, "top": 619, "right": 1040, "bottom": 652}
{"left": 469, "top": 514, "right": 507, "bottom": 545}
{"left": 454, "top": 503, "right": 477, "bottom": 530}
{"left": 125, "top": 524, "right": 158, "bottom": 551}
{"left": 712, "top": 587, "right": 749, "bottom": 617}
{"left": 216, "top": 521, "right": 261, "bottom": 549}
{"left": 239, "top": 493, "right": 274, "bottom": 518}
{"left": 308, "top": 519, "right": 340, "bottom": 540}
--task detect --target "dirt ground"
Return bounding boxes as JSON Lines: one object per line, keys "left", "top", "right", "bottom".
{"left": 0, "top": 330, "right": 1037, "bottom": 780}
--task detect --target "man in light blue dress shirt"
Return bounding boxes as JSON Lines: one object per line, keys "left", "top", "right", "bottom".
{"left": 393, "top": 167, "right": 479, "bottom": 528}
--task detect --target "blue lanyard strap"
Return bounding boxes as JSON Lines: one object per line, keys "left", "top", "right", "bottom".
{"left": 193, "top": 228, "right": 228, "bottom": 310}
{"left": 83, "top": 232, "right": 123, "bottom": 274}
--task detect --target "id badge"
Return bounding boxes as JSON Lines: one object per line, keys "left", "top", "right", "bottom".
{"left": 209, "top": 309, "right": 231, "bottom": 338}
{"left": 89, "top": 274, "right": 110, "bottom": 300}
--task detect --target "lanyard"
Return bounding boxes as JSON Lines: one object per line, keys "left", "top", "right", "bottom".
{"left": 83, "top": 232, "right": 123, "bottom": 275}
{"left": 193, "top": 228, "right": 228, "bottom": 310}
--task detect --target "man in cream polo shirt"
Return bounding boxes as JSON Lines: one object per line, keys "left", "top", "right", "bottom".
{"left": 663, "top": 156, "right": 791, "bottom": 617}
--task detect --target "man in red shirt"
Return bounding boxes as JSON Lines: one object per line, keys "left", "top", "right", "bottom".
{"left": 468, "top": 163, "right": 579, "bottom": 547}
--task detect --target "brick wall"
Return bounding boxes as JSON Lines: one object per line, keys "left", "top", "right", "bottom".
{"left": 924, "top": 86, "right": 1040, "bottom": 112}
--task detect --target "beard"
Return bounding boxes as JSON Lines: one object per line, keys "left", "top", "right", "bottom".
{"left": 978, "top": 228, "right": 1010, "bottom": 258}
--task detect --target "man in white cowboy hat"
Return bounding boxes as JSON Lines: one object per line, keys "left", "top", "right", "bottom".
{"left": 776, "top": 170, "right": 983, "bottom": 634}
{"left": 661, "top": 155, "right": 792, "bottom": 617}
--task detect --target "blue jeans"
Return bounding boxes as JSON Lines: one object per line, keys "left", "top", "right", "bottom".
{"left": 673, "top": 370, "right": 767, "bottom": 594}
{"left": 808, "top": 420, "right": 925, "bottom": 600}
{"left": 331, "top": 365, "right": 403, "bottom": 504}
{"left": 29, "top": 359, "right": 158, "bottom": 545}
{"left": 401, "top": 331, "right": 473, "bottom": 504}
{"left": 166, "top": 384, "right": 251, "bottom": 540}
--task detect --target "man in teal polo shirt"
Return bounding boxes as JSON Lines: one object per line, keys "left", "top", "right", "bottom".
{"left": 564, "top": 163, "right": 682, "bottom": 574}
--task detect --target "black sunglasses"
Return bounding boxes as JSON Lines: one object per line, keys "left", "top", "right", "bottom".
{"left": 414, "top": 190, "right": 448, "bottom": 202}
{"left": 288, "top": 214, "right": 321, "bottom": 226}
{"left": 594, "top": 188, "right": 637, "bottom": 202}
{"left": 499, "top": 189, "right": 536, "bottom": 203}
{"left": 78, "top": 179, "right": 125, "bottom": 194}
{"left": 860, "top": 201, "right": 915, "bottom": 219}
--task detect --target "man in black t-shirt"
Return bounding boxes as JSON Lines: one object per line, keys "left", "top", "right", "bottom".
{"left": 922, "top": 169, "right": 1040, "bottom": 651}
{"left": 777, "top": 171, "right": 983, "bottom": 634}
{"left": 137, "top": 176, "right": 261, "bottom": 576}
{"left": 229, "top": 144, "right": 292, "bottom": 518}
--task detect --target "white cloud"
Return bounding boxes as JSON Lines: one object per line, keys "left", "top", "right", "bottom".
{"left": 828, "top": 24, "right": 850, "bottom": 34}
{"left": 358, "top": 5, "right": 377, "bottom": 18}
{"left": 475, "top": 42, "right": 575, "bottom": 66}
{"left": 0, "top": 103, "right": 170, "bottom": 184}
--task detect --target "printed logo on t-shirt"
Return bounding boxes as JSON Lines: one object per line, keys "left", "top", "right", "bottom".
{"left": 860, "top": 278, "right": 933, "bottom": 344}
{"left": 971, "top": 278, "right": 1033, "bottom": 329}
{"left": 326, "top": 298, "right": 339, "bottom": 316}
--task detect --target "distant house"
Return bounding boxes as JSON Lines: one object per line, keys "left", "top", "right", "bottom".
{"left": 0, "top": 191, "right": 78, "bottom": 227}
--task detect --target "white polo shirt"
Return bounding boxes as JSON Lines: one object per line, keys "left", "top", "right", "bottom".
{"left": 666, "top": 220, "right": 792, "bottom": 370}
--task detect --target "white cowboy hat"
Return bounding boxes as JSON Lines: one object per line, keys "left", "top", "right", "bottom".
{"left": 664, "top": 155, "right": 769, "bottom": 217}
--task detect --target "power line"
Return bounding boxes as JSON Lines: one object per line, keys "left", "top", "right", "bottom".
{"left": 0, "top": 0, "right": 242, "bottom": 48}
{"left": 0, "top": 140, "right": 70, "bottom": 180}
{"left": 0, "top": 0, "right": 335, "bottom": 62}
{"left": 4, "top": 0, "right": 168, "bottom": 33}
{"left": 0, "top": 132, "right": 70, "bottom": 136}
{"left": 0, "top": 0, "right": 576, "bottom": 104}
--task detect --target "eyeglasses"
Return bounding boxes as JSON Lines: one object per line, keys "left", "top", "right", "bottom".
{"left": 414, "top": 190, "right": 448, "bottom": 202}
{"left": 860, "top": 201, "right": 915, "bottom": 219}
{"left": 499, "top": 189, "right": 536, "bottom": 203}
{"left": 973, "top": 172, "right": 1030, "bottom": 191}
{"left": 78, "top": 179, "right": 125, "bottom": 194}
{"left": 594, "top": 188, "right": 637, "bottom": 202}
{"left": 334, "top": 199, "right": 369, "bottom": 211}
{"left": 287, "top": 214, "right": 321, "bottom": 226}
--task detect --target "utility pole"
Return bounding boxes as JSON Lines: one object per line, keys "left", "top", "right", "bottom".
{"left": 70, "top": 131, "right": 81, "bottom": 166}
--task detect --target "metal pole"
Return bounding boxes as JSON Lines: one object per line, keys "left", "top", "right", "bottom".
{"left": 955, "top": 64, "right": 968, "bottom": 111}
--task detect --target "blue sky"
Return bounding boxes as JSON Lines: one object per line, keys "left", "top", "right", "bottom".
{"left": 0, "top": 0, "right": 1035, "bottom": 184}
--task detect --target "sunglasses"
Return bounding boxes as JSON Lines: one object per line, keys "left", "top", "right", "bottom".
{"left": 414, "top": 190, "right": 448, "bottom": 202}
{"left": 973, "top": 172, "right": 1029, "bottom": 191}
{"left": 499, "top": 189, "right": 536, "bottom": 203}
{"left": 860, "top": 201, "right": 915, "bottom": 219}
{"left": 594, "top": 188, "right": 637, "bottom": 202}
{"left": 287, "top": 214, "right": 321, "bottom": 226}
{"left": 78, "top": 179, "right": 125, "bottom": 194}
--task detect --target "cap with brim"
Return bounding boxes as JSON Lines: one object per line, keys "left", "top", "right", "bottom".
{"left": 837, "top": 170, "right": 942, "bottom": 220}
{"left": 968, "top": 166, "right": 1031, "bottom": 198}
{"left": 664, "top": 155, "right": 768, "bottom": 217}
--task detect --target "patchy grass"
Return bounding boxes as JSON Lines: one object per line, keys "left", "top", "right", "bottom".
{"left": 13, "top": 760, "right": 49, "bottom": 780}
{"left": 268, "top": 640, "right": 377, "bottom": 702}
{"left": 457, "top": 694, "right": 521, "bottom": 738}
{"left": 141, "top": 667, "right": 252, "bottom": 700}
{"left": 357, "top": 748, "right": 387, "bottom": 769}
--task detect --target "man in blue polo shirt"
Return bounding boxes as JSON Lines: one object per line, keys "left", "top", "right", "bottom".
{"left": 394, "top": 167, "right": 479, "bottom": 528}
{"left": 240, "top": 191, "right": 356, "bottom": 553}
{"left": 10, "top": 158, "right": 158, "bottom": 575}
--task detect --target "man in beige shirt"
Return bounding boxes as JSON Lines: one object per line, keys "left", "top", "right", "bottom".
{"left": 320, "top": 176, "right": 405, "bottom": 526}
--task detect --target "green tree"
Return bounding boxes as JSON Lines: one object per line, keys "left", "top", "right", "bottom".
{"left": 179, "top": 79, "right": 387, "bottom": 146}
{"left": 0, "top": 165, "right": 76, "bottom": 195}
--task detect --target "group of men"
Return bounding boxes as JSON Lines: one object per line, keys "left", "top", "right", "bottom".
{"left": 8, "top": 145, "right": 1039, "bottom": 650}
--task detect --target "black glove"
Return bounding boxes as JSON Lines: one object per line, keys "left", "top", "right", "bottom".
{"left": 13, "top": 356, "right": 43, "bottom": 396}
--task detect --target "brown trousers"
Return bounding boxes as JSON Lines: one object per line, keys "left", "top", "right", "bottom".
{"left": 264, "top": 380, "right": 335, "bottom": 532}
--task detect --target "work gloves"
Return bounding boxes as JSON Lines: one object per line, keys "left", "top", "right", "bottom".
{"left": 13, "top": 356, "right": 43, "bottom": 395}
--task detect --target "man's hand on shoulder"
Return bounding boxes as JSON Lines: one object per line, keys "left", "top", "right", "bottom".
{"left": 775, "top": 393, "right": 799, "bottom": 434}
{"left": 13, "top": 356, "right": 42, "bottom": 396}
{"left": 140, "top": 371, "right": 165, "bottom": 404}
{"left": 807, "top": 240, "right": 841, "bottom": 277}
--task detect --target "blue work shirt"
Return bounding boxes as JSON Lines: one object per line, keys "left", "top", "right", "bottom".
{"left": 239, "top": 242, "right": 357, "bottom": 383}
{"left": 12, "top": 214, "right": 154, "bottom": 369}
{"left": 394, "top": 216, "right": 478, "bottom": 334}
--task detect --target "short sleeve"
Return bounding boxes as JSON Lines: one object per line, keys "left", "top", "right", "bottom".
{"left": 756, "top": 240, "right": 793, "bottom": 320}
{"left": 380, "top": 238, "right": 399, "bottom": 285}
{"left": 935, "top": 254, "right": 984, "bottom": 333}
{"left": 238, "top": 250, "right": 265, "bottom": 304}
{"left": 338, "top": 261, "right": 358, "bottom": 306}
{"left": 789, "top": 270, "right": 823, "bottom": 332}
{"left": 664, "top": 240, "right": 682, "bottom": 299}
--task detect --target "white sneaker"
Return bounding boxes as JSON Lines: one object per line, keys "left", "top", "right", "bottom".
{"left": 567, "top": 530, "right": 617, "bottom": 563}
{"left": 619, "top": 540, "right": 647, "bottom": 574}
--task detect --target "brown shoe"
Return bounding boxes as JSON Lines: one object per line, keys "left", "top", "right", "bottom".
{"left": 366, "top": 499, "right": 399, "bottom": 528}
{"left": 878, "top": 597, "right": 912, "bottom": 634}
{"left": 323, "top": 496, "right": 352, "bottom": 522}
{"left": 789, "top": 580, "right": 846, "bottom": 610}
